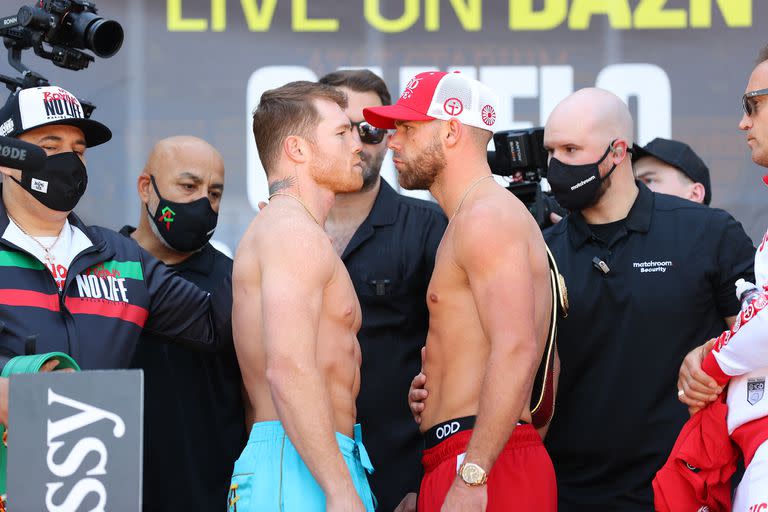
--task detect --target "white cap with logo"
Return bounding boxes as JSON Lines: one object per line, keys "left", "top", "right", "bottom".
{"left": 0, "top": 86, "right": 111, "bottom": 147}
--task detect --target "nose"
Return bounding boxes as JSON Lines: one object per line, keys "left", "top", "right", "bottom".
{"left": 387, "top": 130, "right": 400, "bottom": 152}
{"left": 739, "top": 111, "right": 752, "bottom": 131}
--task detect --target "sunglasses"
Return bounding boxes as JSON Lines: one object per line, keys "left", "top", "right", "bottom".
{"left": 742, "top": 88, "right": 768, "bottom": 116}
{"left": 351, "top": 120, "right": 387, "bottom": 145}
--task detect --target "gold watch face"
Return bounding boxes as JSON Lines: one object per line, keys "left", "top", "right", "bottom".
{"left": 460, "top": 463, "right": 486, "bottom": 485}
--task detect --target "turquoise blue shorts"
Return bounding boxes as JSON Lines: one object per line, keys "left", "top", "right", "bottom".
{"left": 227, "top": 421, "right": 376, "bottom": 511}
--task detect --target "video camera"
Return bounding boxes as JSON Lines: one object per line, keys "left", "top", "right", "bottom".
{"left": 488, "top": 127, "right": 567, "bottom": 229}
{"left": 0, "top": 1, "right": 122, "bottom": 120}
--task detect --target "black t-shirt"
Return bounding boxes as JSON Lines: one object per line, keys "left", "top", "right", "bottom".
{"left": 543, "top": 184, "right": 755, "bottom": 511}
{"left": 120, "top": 227, "right": 246, "bottom": 512}
{"left": 342, "top": 181, "right": 447, "bottom": 511}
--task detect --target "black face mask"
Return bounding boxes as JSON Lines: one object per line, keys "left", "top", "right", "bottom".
{"left": 546, "top": 141, "right": 618, "bottom": 211}
{"left": 12, "top": 152, "right": 88, "bottom": 212}
{"left": 147, "top": 175, "right": 218, "bottom": 253}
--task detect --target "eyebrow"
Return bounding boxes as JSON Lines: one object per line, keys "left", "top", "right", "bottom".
{"left": 335, "top": 121, "right": 352, "bottom": 131}
{"left": 178, "top": 172, "right": 224, "bottom": 190}
{"left": 37, "top": 135, "right": 87, "bottom": 146}
{"left": 178, "top": 172, "right": 203, "bottom": 183}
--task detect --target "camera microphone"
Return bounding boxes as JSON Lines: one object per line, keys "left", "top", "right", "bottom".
{"left": 592, "top": 256, "right": 610, "bottom": 275}
{"left": 0, "top": 136, "right": 46, "bottom": 173}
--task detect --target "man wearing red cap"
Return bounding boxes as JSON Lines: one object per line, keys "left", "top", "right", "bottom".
{"left": 364, "top": 71, "right": 556, "bottom": 511}
{"left": 678, "top": 46, "right": 768, "bottom": 510}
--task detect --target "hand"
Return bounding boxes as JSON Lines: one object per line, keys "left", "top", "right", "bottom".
{"left": 441, "top": 479, "right": 487, "bottom": 512}
{"left": 394, "top": 492, "right": 417, "bottom": 512}
{"left": 408, "top": 347, "right": 428, "bottom": 425}
{"left": 549, "top": 212, "right": 563, "bottom": 224}
{"left": 677, "top": 338, "right": 722, "bottom": 415}
{"left": 40, "top": 359, "right": 76, "bottom": 373}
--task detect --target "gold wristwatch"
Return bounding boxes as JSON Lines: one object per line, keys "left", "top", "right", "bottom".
{"left": 458, "top": 462, "right": 488, "bottom": 486}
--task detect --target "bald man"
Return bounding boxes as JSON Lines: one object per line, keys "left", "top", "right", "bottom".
{"left": 365, "top": 71, "right": 556, "bottom": 511}
{"left": 123, "top": 136, "right": 246, "bottom": 512}
{"left": 541, "top": 88, "right": 755, "bottom": 510}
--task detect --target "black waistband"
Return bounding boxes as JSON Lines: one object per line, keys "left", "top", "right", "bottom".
{"left": 424, "top": 416, "right": 476, "bottom": 449}
{"left": 423, "top": 416, "right": 530, "bottom": 450}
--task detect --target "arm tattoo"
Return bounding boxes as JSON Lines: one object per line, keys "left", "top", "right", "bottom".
{"left": 268, "top": 177, "right": 296, "bottom": 194}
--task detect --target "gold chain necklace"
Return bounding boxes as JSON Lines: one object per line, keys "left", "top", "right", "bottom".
{"left": 450, "top": 175, "right": 494, "bottom": 222}
{"left": 268, "top": 193, "right": 321, "bottom": 225}
{"left": 6, "top": 212, "right": 63, "bottom": 267}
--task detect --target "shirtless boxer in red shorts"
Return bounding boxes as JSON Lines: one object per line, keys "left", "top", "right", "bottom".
{"left": 365, "top": 71, "right": 556, "bottom": 512}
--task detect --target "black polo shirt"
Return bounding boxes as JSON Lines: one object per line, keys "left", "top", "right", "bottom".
{"left": 342, "top": 180, "right": 447, "bottom": 512}
{"left": 543, "top": 184, "right": 755, "bottom": 511}
{"left": 120, "top": 227, "right": 246, "bottom": 512}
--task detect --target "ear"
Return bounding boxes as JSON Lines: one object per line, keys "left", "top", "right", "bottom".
{"left": 0, "top": 166, "right": 20, "bottom": 180}
{"left": 610, "top": 139, "right": 630, "bottom": 165}
{"left": 689, "top": 182, "right": 706, "bottom": 204}
{"left": 283, "top": 135, "right": 309, "bottom": 164}
{"left": 137, "top": 173, "right": 151, "bottom": 204}
{"left": 444, "top": 118, "right": 463, "bottom": 148}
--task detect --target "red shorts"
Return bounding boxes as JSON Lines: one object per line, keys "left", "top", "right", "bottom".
{"left": 417, "top": 424, "right": 557, "bottom": 512}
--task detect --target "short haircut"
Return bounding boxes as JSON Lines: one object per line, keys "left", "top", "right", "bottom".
{"left": 758, "top": 45, "right": 768, "bottom": 64}
{"left": 318, "top": 69, "right": 391, "bottom": 107}
{"left": 252, "top": 81, "right": 347, "bottom": 175}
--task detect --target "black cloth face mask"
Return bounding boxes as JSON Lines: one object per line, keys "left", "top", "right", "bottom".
{"left": 147, "top": 175, "right": 218, "bottom": 253}
{"left": 12, "top": 152, "right": 88, "bottom": 212}
{"left": 547, "top": 141, "right": 618, "bottom": 211}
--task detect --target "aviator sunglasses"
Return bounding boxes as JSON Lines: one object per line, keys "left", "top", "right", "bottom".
{"left": 742, "top": 88, "right": 768, "bottom": 116}
{"left": 351, "top": 120, "right": 388, "bottom": 145}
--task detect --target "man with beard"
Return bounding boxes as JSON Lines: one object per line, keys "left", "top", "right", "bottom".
{"left": 318, "top": 69, "right": 447, "bottom": 512}
{"left": 229, "top": 81, "right": 375, "bottom": 511}
{"left": 364, "top": 71, "right": 556, "bottom": 511}
{"left": 123, "top": 136, "right": 245, "bottom": 511}
{"left": 541, "top": 88, "right": 754, "bottom": 510}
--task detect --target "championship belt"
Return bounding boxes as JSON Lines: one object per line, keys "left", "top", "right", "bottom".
{"left": 0, "top": 352, "right": 80, "bottom": 507}
{"left": 530, "top": 246, "right": 568, "bottom": 429}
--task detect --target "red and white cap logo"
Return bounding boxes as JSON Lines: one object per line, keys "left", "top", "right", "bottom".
{"left": 481, "top": 104, "right": 496, "bottom": 126}
{"left": 443, "top": 98, "right": 464, "bottom": 116}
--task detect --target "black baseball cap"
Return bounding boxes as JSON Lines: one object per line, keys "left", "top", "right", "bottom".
{"left": 0, "top": 86, "right": 111, "bottom": 147}
{"left": 632, "top": 138, "right": 711, "bottom": 205}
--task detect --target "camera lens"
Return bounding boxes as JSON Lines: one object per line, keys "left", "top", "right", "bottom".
{"left": 66, "top": 11, "right": 123, "bottom": 58}
{"left": 86, "top": 18, "right": 123, "bottom": 58}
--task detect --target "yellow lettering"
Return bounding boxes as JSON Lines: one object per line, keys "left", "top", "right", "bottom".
{"left": 568, "top": 0, "right": 632, "bottom": 30}
{"left": 634, "top": 0, "right": 685, "bottom": 29}
{"left": 509, "top": 0, "right": 567, "bottom": 30}
{"left": 364, "top": 0, "right": 420, "bottom": 33}
{"left": 211, "top": 0, "right": 226, "bottom": 31}
{"left": 690, "top": 0, "right": 751, "bottom": 28}
{"left": 425, "top": 0, "right": 482, "bottom": 32}
{"left": 292, "top": 0, "right": 339, "bottom": 31}
{"left": 167, "top": 0, "right": 208, "bottom": 31}
{"left": 240, "top": 0, "right": 278, "bottom": 31}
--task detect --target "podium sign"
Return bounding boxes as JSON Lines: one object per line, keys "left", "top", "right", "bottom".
{"left": 7, "top": 370, "right": 143, "bottom": 511}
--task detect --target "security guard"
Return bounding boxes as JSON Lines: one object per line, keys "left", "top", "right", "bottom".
{"left": 542, "top": 88, "right": 755, "bottom": 511}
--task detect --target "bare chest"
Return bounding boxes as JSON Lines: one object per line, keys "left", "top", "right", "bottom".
{"left": 323, "top": 260, "right": 363, "bottom": 331}
{"left": 426, "top": 234, "right": 467, "bottom": 310}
